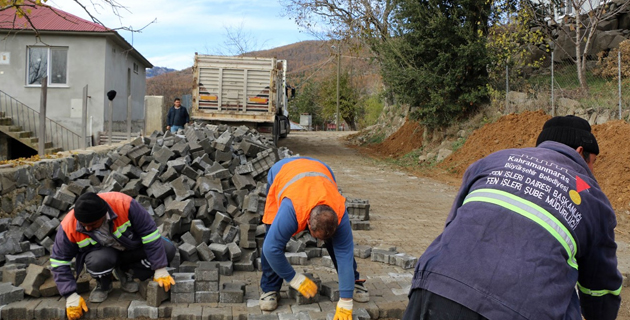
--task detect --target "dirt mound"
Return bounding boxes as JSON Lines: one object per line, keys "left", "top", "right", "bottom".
{"left": 439, "top": 110, "right": 551, "bottom": 176}
{"left": 369, "top": 120, "right": 424, "bottom": 158}
{"left": 592, "top": 120, "right": 630, "bottom": 219}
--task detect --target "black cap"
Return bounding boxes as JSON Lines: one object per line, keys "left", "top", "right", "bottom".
{"left": 107, "top": 90, "right": 117, "bottom": 101}
{"left": 74, "top": 192, "right": 109, "bottom": 223}
{"left": 536, "top": 115, "right": 599, "bottom": 155}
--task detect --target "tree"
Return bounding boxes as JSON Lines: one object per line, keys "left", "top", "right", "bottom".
{"left": 318, "top": 70, "right": 360, "bottom": 130}
{"left": 289, "top": 81, "right": 327, "bottom": 129}
{"left": 279, "top": 0, "right": 395, "bottom": 55}
{"left": 525, "top": 0, "right": 629, "bottom": 91}
{"left": 380, "top": 0, "right": 491, "bottom": 128}
{"left": 210, "top": 20, "right": 270, "bottom": 56}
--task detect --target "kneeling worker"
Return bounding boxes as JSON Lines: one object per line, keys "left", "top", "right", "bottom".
{"left": 51, "top": 192, "right": 177, "bottom": 320}
{"left": 260, "top": 157, "right": 369, "bottom": 320}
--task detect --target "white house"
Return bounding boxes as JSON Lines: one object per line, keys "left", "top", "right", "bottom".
{"left": 0, "top": 5, "right": 153, "bottom": 149}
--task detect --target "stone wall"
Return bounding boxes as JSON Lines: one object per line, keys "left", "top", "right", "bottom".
{"left": 0, "top": 144, "right": 122, "bottom": 217}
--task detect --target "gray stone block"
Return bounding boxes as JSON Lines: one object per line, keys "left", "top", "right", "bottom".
{"left": 195, "top": 291, "right": 219, "bottom": 303}
{"left": 128, "top": 299, "right": 159, "bottom": 319}
{"left": 286, "top": 252, "right": 309, "bottom": 265}
{"left": 39, "top": 277, "right": 59, "bottom": 297}
{"left": 286, "top": 239, "right": 306, "bottom": 253}
{"left": 305, "top": 248, "right": 322, "bottom": 259}
{"left": 142, "top": 168, "right": 160, "bottom": 188}
{"left": 195, "top": 176, "right": 223, "bottom": 194}
{"left": 172, "top": 176, "right": 195, "bottom": 201}
{"left": 321, "top": 256, "right": 335, "bottom": 268}
{"left": 5, "top": 252, "right": 36, "bottom": 265}
{"left": 220, "top": 289, "right": 244, "bottom": 304}
{"left": 178, "top": 243, "right": 198, "bottom": 262}
{"left": 170, "top": 303, "right": 202, "bottom": 319}
{"left": 190, "top": 219, "right": 211, "bottom": 244}
{"left": 165, "top": 199, "right": 195, "bottom": 219}
{"left": 353, "top": 245, "right": 372, "bottom": 259}
{"left": 33, "top": 296, "right": 65, "bottom": 319}
{"left": 202, "top": 306, "right": 233, "bottom": 320}
{"left": 172, "top": 279, "right": 195, "bottom": 293}
{"left": 195, "top": 267, "right": 219, "bottom": 282}
{"left": 209, "top": 243, "right": 229, "bottom": 260}
{"left": 350, "top": 220, "right": 370, "bottom": 230}
{"left": 393, "top": 253, "right": 418, "bottom": 269}
{"left": 196, "top": 243, "right": 215, "bottom": 261}
{"left": 181, "top": 232, "right": 197, "bottom": 246}
{"left": 195, "top": 281, "right": 219, "bottom": 292}
{"left": 171, "top": 292, "right": 195, "bottom": 303}
{"left": 248, "top": 315, "right": 279, "bottom": 320}
{"left": 321, "top": 281, "right": 340, "bottom": 302}
{"left": 178, "top": 261, "right": 197, "bottom": 273}
{"left": 0, "top": 282, "right": 24, "bottom": 305}
{"left": 3, "top": 267, "right": 26, "bottom": 286}
{"left": 227, "top": 242, "right": 242, "bottom": 262}
{"left": 219, "top": 261, "right": 233, "bottom": 276}
{"left": 19, "top": 264, "right": 51, "bottom": 297}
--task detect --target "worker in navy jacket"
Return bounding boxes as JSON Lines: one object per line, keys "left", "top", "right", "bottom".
{"left": 403, "top": 115, "right": 622, "bottom": 320}
{"left": 259, "top": 157, "right": 369, "bottom": 320}
{"left": 51, "top": 192, "right": 177, "bottom": 320}
{"left": 166, "top": 97, "right": 190, "bottom": 133}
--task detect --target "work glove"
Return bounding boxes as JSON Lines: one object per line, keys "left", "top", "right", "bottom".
{"left": 153, "top": 267, "right": 175, "bottom": 292}
{"left": 288, "top": 273, "right": 318, "bottom": 298}
{"left": 334, "top": 299, "right": 353, "bottom": 320}
{"left": 66, "top": 292, "right": 88, "bottom": 320}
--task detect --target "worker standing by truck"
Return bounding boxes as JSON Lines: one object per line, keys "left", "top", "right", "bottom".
{"left": 166, "top": 98, "right": 190, "bottom": 133}
{"left": 259, "top": 157, "right": 369, "bottom": 320}
{"left": 403, "top": 115, "right": 622, "bottom": 320}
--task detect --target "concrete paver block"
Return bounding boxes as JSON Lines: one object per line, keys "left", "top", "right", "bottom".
{"left": 19, "top": 264, "right": 51, "bottom": 297}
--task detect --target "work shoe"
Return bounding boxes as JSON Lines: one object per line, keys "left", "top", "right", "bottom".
{"left": 113, "top": 267, "right": 139, "bottom": 293}
{"left": 259, "top": 291, "right": 279, "bottom": 311}
{"left": 89, "top": 281, "right": 113, "bottom": 303}
{"left": 354, "top": 281, "right": 370, "bottom": 303}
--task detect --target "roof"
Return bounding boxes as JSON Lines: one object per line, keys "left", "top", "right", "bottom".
{"left": 0, "top": 4, "right": 110, "bottom": 32}
{"left": 0, "top": 4, "right": 153, "bottom": 68}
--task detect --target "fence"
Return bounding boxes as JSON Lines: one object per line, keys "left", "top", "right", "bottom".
{"left": 496, "top": 50, "right": 630, "bottom": 119}
{"left": 0, "top": 90, "right": 82, "bottom": 152}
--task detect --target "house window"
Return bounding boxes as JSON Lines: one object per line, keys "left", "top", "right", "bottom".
{"left": 133, "top": 62, "right": 139, "bottom": 74}
{"left": 27, "top": 46, "right": 68, "bottom": 86}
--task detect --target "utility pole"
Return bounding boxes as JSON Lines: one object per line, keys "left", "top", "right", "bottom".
{"left": 335, "top": 45, "right": 340, "bottom": 131}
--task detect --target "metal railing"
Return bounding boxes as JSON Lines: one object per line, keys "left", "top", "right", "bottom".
{"left": 0, "top": 90, "right": 81, "bottom": 152}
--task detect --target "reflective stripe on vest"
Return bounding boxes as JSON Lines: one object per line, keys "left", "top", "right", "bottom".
{"left": 77, "top": 237, "right": 97, "bottom": 248}
{"left": 577, "top": 282, "right": 621, "bottom": 297}
{"left": 463, "top": 188, "right": 578, "bottom": 270}
{"left": 113, "top": 221, "right": 131, "bottom": 239}
{"left": 142, "top": 230, "right": 160, "bottom": 244}
{"left": 277, "top": 171, "right": 335, "bottom": 202}
{"left": 50, "top": 258, "right": 72, "bottom": 268}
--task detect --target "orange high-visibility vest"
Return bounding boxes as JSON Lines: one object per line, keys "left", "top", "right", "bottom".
{"left": 263, "top": 159, "right": 346, "bottom": 235}
{"left": 61, "top": 192, "right": 132, "bottom": 246}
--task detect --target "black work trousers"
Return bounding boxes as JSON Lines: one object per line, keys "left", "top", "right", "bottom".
{"left": 403, "top": 288, "right": 488, "bottom": 320}
{"left": 84, "top": 237, "right": 176, "bottom": 286}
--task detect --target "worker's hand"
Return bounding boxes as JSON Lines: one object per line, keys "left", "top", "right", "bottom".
{"left": 66, "top": 292, "right": 88, "bottom": 320}
{"left": 166, "top": 126, "right": 171, "bottom": 130}
{"left": 153, "top": 267, "right": 175, "bottom": 292}
{"left": 334, "top": 299, "right": 353, "bottom": 320}
{"left": 288, "top": 273, "right": 318, "bottom": 298}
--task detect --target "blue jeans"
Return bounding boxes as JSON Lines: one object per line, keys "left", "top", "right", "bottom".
{"left": 170, "top": 125, "right": 183, "bottom": 133}
{"left": 260, "top": 224, "right": 360, "bottom": 293}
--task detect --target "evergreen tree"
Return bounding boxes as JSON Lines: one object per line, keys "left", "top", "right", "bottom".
{"left": 380, "top": 0, "right": 491, "bottom": 128}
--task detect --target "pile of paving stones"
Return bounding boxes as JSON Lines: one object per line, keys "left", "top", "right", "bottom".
{"left": 0, "top": 124, "right": 386, "bottom": 319}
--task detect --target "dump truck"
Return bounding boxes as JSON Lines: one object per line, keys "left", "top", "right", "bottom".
{"left": 191, "top": 54, "right": 290, "bottom": 144}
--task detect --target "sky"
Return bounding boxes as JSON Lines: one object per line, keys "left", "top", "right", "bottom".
{"left": 47, "top": 0, "right": 317, "bottom": 70}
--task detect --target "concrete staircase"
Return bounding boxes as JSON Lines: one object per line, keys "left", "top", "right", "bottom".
{"left": 0, "top": 111, "right": 62, "bottom": 155}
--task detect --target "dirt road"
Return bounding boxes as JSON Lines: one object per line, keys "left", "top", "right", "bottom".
{"left": 279, "top": 131, "right": 630, "bottom": 319}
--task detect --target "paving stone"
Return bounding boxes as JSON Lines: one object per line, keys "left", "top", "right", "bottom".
{"left": 171, "top": 304, "right": 203, "bottom": 320}
{"left": 353, "top": 245, "right": 372, "bottom": 259}
{"left": 154, "top": 147, "right": 175, "bottom": 165}
{"left": 1, "top": 297, "right": 41, "bottom": 320}
{"left": 195, "top": 281, "right": 219, "bottom": 292}
{"left": 321, "top": 281, "right": 340, "bottom": 302}
{"left": 286, "top": 252, "right": 309, "bottom": 265}
{"left": 166, "top": 199, "right": 195, "bottom": 219}
{"left": 286, "top": 239, "right": 306, "bottom": 253}
{"left": 393, "top": 253, "right": 418, "bottom": 269}
{"left": 128, "top": 299, "right": 159, "bottom": 319}
{"left": 179, "top": 243, "right": 199, "bottom": 262}
{"left": 190, "top": 219, "right": 211, "bottom": 244}
{"left": 350, "top": 220, "right": 370, "bottom": 231}
{"left": 219, "top": 261, "right": 234, "bottom": 276}
{"left": 171, "top": 292, "right": 195, "bottom": 303}
{"left": 278, "top": 312, "right": 311, "bottom": 320}
{"left": 19, "top": 264, "right": 51, "bottom": 297}
{"left": 209, "top": 243, "right": 229, "bottom": 260}
{"left": 172, "top": 279, "right": 195, "bottom": 293}
{"left": 223, "top": 225, "right": 239, "bottom": 243}
{"left": 0, "top": 282, "right": 24, "bottom": 305}
{"left": 178, "top": 261, "right": 198, "bottom": 273}
{"left": 39, "top": 276, "right": 60, "bottom": 297}
{"left": 142, "top": 168, "right": 161, "bottom": 188}
{"left": 5, "top": 252, "right": 36, "bottom": 265}
{"left": 202, "top": 306, "right": 233, "bottom": 320}
{"left": 195, "top": 291, "right": 219, "bottom": 303}
{"left": 33, "top": 296, "right": 65, "bottom": 319}
{"left": 139, "top": 280, "right": 170, "bottom": 307}
{"left": 196, "top": 176, "right": 224, "bottom": 194}
{"left": 172, "top": 176, "right": 195, "bottom": 201}
{"left": 160, "top": 166, "right": 180, "bottom": 183}
{"left": 292, "top": 303, "right": 322, "bottom": 314}
{"left": 227, "top": 242, "right": 242, "bottom": 261}
{"left": 96, "top": 291, "right": 131, "bottom": 318}
{"left": 234, "top": 249, "right": 256, "bottom": 272}
{"left": 3, "top": 267, "right": 26, "bottom": 286}
{"left": 305, "top": 248, "right": 322, "bottom": 259}
{"left": 353, "top": 301, "right": 379, "bottom": 320}
{"left": 195, "top": 265, "right": 219, "bottom": 282}
{"left": 248, "top": 315, "right": 279, "bottom": 320}
{"left": 181, "top": 232, "right": 198, "bottom": 246}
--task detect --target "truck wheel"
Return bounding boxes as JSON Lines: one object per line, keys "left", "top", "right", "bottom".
{"left": 273, "top": 117, "right": 279, "bottom": 146}
{"left": 280, "top": 118, "right": 289, "bottom": 138}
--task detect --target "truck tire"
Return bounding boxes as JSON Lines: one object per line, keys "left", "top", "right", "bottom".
{"left": 273, "top": 117, "right": 280, "bottom": 146}
{"left": 280, "top": 117, "right": 289, "bottom": 138}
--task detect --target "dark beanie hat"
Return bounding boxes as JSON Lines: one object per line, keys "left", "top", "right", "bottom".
{"left": 74, "top": 192, "right": 109, "bottom": 223}
{"left": 536, "top": 115, "right": 599, "bottom": 155}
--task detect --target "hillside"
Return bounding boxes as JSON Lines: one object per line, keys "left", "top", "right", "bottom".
{"left": 146, "top": 40, "right": 383, "bottom": 104}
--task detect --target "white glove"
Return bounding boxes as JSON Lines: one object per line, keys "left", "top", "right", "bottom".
{"left": 154, "top": 267, "right": 170, "bottom": 279}
{"left": 288, "top": 273, "right": 318, "bottom": 298}
{"left": 66, "top": 292, "right": 81, "bottom": 308}
{"left": 337, "top": 299, "right": 353, "bottom": 310}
